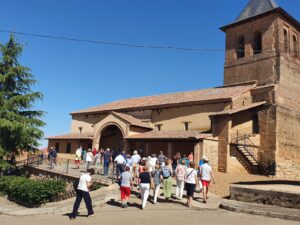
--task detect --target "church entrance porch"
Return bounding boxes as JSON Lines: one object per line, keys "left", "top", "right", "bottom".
{"left": 99, "top": 125, "right": 125, "bottom": 151}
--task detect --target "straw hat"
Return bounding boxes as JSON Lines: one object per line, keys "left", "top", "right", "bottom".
{"left": 202, "top": 156, "right": 209, "bottom": 162}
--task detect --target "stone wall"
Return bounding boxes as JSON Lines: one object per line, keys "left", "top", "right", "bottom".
{"left": 275, "top": 56, "right": 300, "bottom": 180}
{"left": 202, "top": 139, "right": 218, "bottom": 170}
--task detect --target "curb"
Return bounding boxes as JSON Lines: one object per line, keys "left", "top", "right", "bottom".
{"left": 220, "top": 201, "right": 300, "bottom": 222}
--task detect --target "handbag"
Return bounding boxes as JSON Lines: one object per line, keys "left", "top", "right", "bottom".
{"left": 150, "top": 172, "right": 155, "bottom": 189}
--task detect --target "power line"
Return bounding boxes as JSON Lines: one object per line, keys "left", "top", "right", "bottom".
{"left": 0, "top": 28, "right": 224, "bottom": 52}
{"left": 0, "top": 28, "right": 299, "bottom": 54}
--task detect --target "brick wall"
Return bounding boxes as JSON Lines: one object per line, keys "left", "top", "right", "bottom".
{"left": 223, "top": 13, "right": 278, "bottom": 85}
{"left": 257, "top": 105, "right": 277, "bottom": 170}
{"left": 212, "top": 116, "right": 231, "bottom": 172}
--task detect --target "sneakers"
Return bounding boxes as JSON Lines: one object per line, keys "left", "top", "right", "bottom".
{"left": 121, "top": 203, "right": 128, "bottom": 208}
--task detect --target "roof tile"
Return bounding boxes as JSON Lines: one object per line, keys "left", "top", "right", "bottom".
{"left": 71, "top": 84, "right": 255, "bottom": 115}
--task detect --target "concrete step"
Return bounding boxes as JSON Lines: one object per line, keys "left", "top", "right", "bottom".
{"left": 220, "top": 199, "right": 300, "bottom": 222}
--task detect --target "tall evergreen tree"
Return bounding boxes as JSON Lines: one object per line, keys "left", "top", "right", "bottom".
{"left": 0, "top": 35, "right": 45, "bottom": 164}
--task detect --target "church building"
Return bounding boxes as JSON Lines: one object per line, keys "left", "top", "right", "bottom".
{"left": 48, "top": 0, "right": 300, "bottom": 180}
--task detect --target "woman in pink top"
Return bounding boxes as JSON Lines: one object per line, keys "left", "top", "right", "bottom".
{"left": 175, "top": 159, "right": 187, "bottom": 200}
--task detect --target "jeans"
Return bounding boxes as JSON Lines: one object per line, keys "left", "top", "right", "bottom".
{"left": 116, "top": 164, "right": 124, "bottom": 178}
{"left": 176, "top": 179, "right": 184, "bottom": 199}
{"left": 104, "top": 161, "right": 109, "bottom": 176}
{"left": 153, "top": 184, "right": 161, "bottom": 203}
{"left": 163, "top": 177, "right": 172, "bottom": 198}
{"left": 86, "top": 161, "right": 92, "bottom": 170}
{"left": 71, "top": 189, "right": 94, "bottom": 218}
{"left": 140, "top": 183, "right": 150, "bottom": 209}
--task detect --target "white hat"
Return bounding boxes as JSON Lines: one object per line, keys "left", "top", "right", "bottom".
{"left": 133, "top": 150, "right": 138, "bottom": 154}
{"left": 106, "top": 148, "right": 110, "bottom": 151}
{"left": 202, "top": 156, "right": 209, "bottom": 162}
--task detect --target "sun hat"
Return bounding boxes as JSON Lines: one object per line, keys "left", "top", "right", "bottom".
{"left": 202, "top": 156, "right": 209, "bottom": 162}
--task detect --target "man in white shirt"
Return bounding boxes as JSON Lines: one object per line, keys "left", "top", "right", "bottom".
{"left": 70, "top": 168, "right": 95, "bottom": 219}
{"left": 131, "top": 150, "right": 141, "bottom": 180}
{"left": 115, "top": 152, "right": 126, "bottom": 178}
{"left": 86, "top": 148, "right": 94, "bottom": 170}
{"left": 199, "top": 156, "right": 215, "bottom": 203}
{"left": 149, "top": 154, "right": 157, "bottom": 172}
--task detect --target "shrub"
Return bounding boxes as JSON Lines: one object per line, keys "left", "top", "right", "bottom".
{"left": 0, "top": 176, "right": 66, "bottom": 205}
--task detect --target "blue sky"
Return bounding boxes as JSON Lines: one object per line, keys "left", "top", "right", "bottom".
{"left": 0, "top": 0, "right": 299, "bottom": 147}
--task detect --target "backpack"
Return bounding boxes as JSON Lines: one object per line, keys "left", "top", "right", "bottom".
{"left": 162, "top": 166, "right": 170, "bottom": 178}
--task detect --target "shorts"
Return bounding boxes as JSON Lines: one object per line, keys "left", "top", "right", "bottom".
{"left": 201, "top": 180, "right": 210, "bottom": 187}
{"left": 120, "top": 186, "right": 131, "bottom": 200}
{"left": 185, "top": 183, "right": 196, "bottom": 197}
{"left": 75, "top": 160, "right": 80, "bottom": 164}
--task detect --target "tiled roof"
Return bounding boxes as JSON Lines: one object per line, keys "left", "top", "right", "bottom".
{"left": 71, "top": 84, "right": 255, "bottom": 115}
{"left": 111, "top": 112, "right": 152, "bottom": 129}
{"left": 221, "top": 1, "right": 300, "bottom": 32}
{"left": 126, "top": 130, "right": 212, "bottom": 140}
{"left": 47, "top": 133, "right": 94, "bottom": 140}
{"left": 251, "top": 84, "right": 275, "bottom": 91}
{"left": 209, "top": 101, "right": 266, "bottom": 117}
{"left": 236, "top": 0, "right": 278, "bottom": 22}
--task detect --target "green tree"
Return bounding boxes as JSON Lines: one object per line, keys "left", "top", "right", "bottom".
{"left": 0, "top": 35, "right": 45, "bottom": 166}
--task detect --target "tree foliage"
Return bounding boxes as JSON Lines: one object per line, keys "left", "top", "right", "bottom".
{"left": 0, "top": 35, "right": 45, "bottom": 161}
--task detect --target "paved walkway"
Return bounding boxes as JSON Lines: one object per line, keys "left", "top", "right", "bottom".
{"left": 1, "top": 196, "right": 299, "bottom": 225}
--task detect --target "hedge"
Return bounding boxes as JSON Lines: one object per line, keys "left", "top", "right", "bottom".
{"left": 0, "top": 176, "right": 66, "bottom": 205}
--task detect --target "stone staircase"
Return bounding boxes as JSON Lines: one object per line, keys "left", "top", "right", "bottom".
{"left": 235, "top": 145, "right": 259, "bottom": 173}
{"left": 231, "top": 132, "right": 260, "bottom": 174}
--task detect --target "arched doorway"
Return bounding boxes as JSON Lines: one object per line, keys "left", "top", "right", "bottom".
{"left": 99, "top": 125, "right": 124, "bottom": 151}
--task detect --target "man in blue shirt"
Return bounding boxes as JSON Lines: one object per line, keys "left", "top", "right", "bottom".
{"left": 102, "top": 148, "right": 112, "bottom": 176}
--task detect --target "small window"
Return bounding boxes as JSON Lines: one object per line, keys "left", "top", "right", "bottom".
{"left": 155, "top": 124, "right": 163, "bottom": 131}
{"left": 253, "top": 31, "right": 262, "bottom": 55}
{"left": 55, "top": 143, "right": 60, "bottom": 153}
{"left": 183, "top": 122, "right": 191, "bottom": 131}
{"left": 284, "top": 29, "right": 289, "bottom": 53}
{"left": 237, "top": 35, "right": 245, "bottom": 58}
{"left": 293, "top": 35, "right": 298, "bottom": 57}
{"left": 66, "top": 143, "right": 72, "bottom": 154}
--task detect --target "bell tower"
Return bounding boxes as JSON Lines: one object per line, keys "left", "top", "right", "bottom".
{"left": 221, "top": 0, "right": 300, "bottom": 179}
{"left": 220, "top": 0, "right": 283, "bottom": 86}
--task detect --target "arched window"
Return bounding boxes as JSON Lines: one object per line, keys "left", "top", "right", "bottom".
{"left": 237, "top": 35, "right": 245, "bottom": 58}
{"left": 284, "top": 29, "right": 289, "bottom": 53}
{"left": 293, "top": 35, "right": 298, "bottom": 57}
{"left": 253, "top": 31, "right": 262, "bottom": 55}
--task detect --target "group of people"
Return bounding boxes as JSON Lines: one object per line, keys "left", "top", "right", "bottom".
{"left": 70, "top": 149, "right": 215, "bottom": 219}
{"left": 118, "top": 150, "right": 215, "bottom": 209}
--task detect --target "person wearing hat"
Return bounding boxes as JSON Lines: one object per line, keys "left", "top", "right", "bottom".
{"left": 131, "top": 150, "right": 141, "bottom": 180}
{"left": 199, "top": 156, "right": 215, "bottom": 203}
